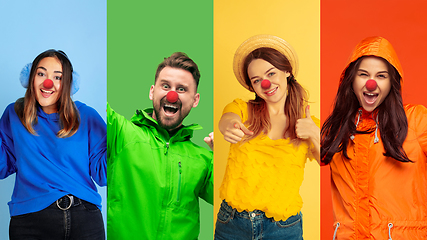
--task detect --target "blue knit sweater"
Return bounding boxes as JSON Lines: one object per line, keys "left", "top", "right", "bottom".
{"left": 0, "top": 101, "right": 106, "bottom": 216}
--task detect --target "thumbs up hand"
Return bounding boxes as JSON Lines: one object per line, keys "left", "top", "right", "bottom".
{"left": 295, "top": 105, "right": 318, "bottom": 141}
{"left": 296, "top": 105, "right": 321, "bottom": 164}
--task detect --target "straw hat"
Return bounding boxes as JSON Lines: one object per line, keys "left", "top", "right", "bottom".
{"left": 233, "top": 34, "right": 299, "bottom": 90}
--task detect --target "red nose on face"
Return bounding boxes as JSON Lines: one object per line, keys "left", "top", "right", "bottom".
{"left": 261, "top": 79, "right": 271, "bottom": 89}
{"left": 166, "top": 91, "right": 179, "bottom": 103}
{"left": 365, "top": 79, "right": 377, "bottom": 91}
{"left": 43, "top": 79, "right": 54, "bottom": 89}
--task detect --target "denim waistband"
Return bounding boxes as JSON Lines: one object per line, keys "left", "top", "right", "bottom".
{"left": 221, "top": 200, "right": 269, "bottom": 220}
{"left": 221, "top": 200, "right": 301, "bottom": 221}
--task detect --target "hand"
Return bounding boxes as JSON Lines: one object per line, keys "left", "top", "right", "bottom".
{"left": 296, "top": 105, "right": 321, "bottom": 163}
{"left": 223, "top": 120, "right": 253, "bottom": 144}
{"left": 295, "top": 105, "right": 318, "bottom": 140}
{"left": 204, "top": 132, "right": 214, "bottom": 151}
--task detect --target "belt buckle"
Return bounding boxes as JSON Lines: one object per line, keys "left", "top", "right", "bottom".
{"left": 56, "top": 195, "right": 74, "bottom": 210}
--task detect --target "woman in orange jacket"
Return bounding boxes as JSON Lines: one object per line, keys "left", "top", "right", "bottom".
{"left": 321, "top": 36, "right": 427, "bottom": 239}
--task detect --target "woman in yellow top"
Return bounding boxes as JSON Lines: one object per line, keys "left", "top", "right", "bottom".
{"left": 215, "top": 35, "right": 320, "bottom": 240}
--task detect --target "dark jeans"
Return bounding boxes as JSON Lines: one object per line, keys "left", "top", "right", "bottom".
{"left": 9, "top": 195, "right": 105, "bottom": 240}
{"left": 215, "top": 200, "right": 303, "bottom": 240}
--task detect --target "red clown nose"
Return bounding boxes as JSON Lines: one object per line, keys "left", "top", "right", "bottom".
{"left": 166, "top": 91, "right": 179, "bottom": 103}
{"left": 43, "top": 79, "right": 54, "bottom": 89}
{"left": 365, "top": 79, "right": 377, "bottom": 91}
{"left": 261, "top": 79, "right": 271, "bottom": 89}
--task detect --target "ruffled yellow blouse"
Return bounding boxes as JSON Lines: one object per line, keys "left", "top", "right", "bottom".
{"left": 219, "top": 99, "right": 316, "bottom": 221}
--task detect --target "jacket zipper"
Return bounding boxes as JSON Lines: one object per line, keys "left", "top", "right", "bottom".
{"left": 177, "top": 161, "right": 182, "bottom": 202}
{"left": 164, "top": 142, "right": 169, "bottom": 155}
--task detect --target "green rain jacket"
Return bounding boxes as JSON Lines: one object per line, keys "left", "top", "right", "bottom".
{"left": 107, "top": 104, "right": 213, "bottom": 240}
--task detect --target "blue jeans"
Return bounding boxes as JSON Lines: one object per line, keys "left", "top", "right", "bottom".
{"left": 215, "top": 200, "right": 303, "bottom": 240}
{"left": 9, "top": 195, "right": 105, "bottom": 240}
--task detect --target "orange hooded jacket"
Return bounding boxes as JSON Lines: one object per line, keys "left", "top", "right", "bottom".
{"left": 330, "top": 37, "right": 427, "bottom": 239}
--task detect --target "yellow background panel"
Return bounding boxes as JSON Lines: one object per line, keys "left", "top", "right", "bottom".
{"left": 213, "top": 0, "right": 320, "bottom": 239}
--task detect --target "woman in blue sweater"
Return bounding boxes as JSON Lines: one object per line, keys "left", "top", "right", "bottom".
{"left": 0, "top": 50, "right": 107, "bottom": 239}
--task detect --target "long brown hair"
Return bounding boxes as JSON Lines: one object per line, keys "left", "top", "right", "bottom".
{"left": 242, "top": 47, "right": 308, "bottom": 145}
{"left": 15, "top": 50, "right": 80, "bottom": 138}
{"left": 321, "top": 56, "right": 410, "bottom": 164}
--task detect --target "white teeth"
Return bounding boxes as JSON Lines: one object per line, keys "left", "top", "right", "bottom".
{"left": 164, "top": 104, "right": 177, "bottom": 109}
{"left": 267, "top": 87, "right": 277, "bottom": 94}
{"left": 41, "top": 89, "right": 53, "bottom": 94}
{"left": 365, "top": 93, "right": 377, "bottom": 96}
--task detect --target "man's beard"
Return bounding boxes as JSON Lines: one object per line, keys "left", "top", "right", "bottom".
{"left": 152, "top": 96, "right": 191, "bottom": 131}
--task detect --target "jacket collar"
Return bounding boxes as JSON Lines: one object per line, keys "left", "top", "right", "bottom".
{"left": 130, "top": 108, "right": 202, "bottom": 142}
{"left": 360, "top": 107, "right": 379, "bottom": 120}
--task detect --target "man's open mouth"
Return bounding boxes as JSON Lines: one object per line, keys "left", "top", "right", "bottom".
{"left": 163, "top": 104, "right": 179, "bottom": 114}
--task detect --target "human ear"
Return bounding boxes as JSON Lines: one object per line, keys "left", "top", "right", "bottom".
{"left": 149, "top": 85, "right": 154, "bottom": 100}
{"left": 192, "top": 93, "right": 200, "bottom": 108}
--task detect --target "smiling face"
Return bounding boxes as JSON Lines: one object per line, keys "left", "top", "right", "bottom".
{"left": 352, "top": 56, "right": 391, "bottom": 112}
{"left": 247, "top": 59, "right": 290, "bottom": 104}
{"left": 33, "top": 57, "right": 63, "bottom": 114}
{"left": 149, "top": 66, "right": 200, "bottom": 131}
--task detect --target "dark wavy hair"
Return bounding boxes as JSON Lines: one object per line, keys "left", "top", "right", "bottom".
{"left": 15, "top": 49, "right": 80, "bottom": 138}
{"left": 242, "top": 47, "right": 308, "bottom": 145}
{"left": 321, "top": 56, "right": 410, "bottom": 164}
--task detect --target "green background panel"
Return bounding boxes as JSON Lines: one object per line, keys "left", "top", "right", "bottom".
{"left": 107, "top": 0, "right": 213, "bottom": 239}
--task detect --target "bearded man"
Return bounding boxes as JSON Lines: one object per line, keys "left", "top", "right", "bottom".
{"left": 107, "top": 52, "right": 213, "bottom": 240}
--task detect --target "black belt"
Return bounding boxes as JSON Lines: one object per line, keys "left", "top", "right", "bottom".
{"left": 56, "top": 195, "right": 82, "bottom": 210}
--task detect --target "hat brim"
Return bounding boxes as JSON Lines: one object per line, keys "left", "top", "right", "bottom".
{"left": 233, "top": 34, "right": 299, "bottom": 90}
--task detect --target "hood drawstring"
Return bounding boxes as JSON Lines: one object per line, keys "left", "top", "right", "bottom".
{"left": 373, "top": 113, "right": 379, "bottom": 144}
{"left": 350, "top": 110, "right": 379, "bottom": 144}
{"left": 388, "top": 223, "right": 393, "bottom": 240}
{"left": 350, "top": 110, "right": 362, "bottom": 141}
{"left": 332, "top": 222, "right": 340, "bottom": 240}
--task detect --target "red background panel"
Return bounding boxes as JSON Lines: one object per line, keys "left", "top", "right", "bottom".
{"left": 321, "top": 0, "right": 427, "bottom": 239}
